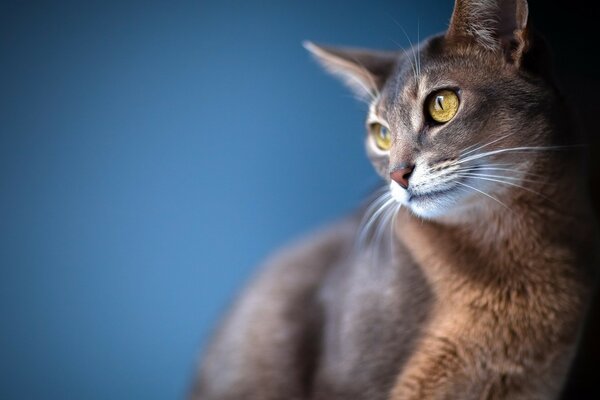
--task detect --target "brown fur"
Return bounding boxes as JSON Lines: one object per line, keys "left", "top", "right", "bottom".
{"left": 192, "top": 1, "right": 597, "bottom": 398}
{"left": 389, "top": 186, "right": 594, "bottom": 398}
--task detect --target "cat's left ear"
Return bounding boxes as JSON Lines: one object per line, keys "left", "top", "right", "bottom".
{"left": 446, "top": 0, "right": 531, "bottom": 65}
{"left": 304, "top": 41, "right": 398, "bottom": 100}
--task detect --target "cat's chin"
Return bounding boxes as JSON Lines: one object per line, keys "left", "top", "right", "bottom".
{"left": 408, "top": 202, "right": 453, "bottom": 219}
{"left": 406, "top": 197, "right": 463, "bottom": 220}
{"left": 389, "top": 181, "right": 463, "bottom": 220}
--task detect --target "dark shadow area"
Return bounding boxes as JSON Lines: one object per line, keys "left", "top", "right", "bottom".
{"left": 528, "top": 0, "right": 600, "bottom": 398}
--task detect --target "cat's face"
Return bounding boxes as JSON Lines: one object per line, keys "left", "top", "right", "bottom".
{"left": 364, "top": 40, "right": 553, "bottom": 218}
{"left": 307, "top": 0, "right": 561, "bottom": 220}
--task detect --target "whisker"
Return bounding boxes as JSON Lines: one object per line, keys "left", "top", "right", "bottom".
{"left": 390, "top": 203, "right": 402, "bottom": 251}
{"left": 455, "top": 181, "right": 511, "bottom": 210}
{"left": 390, "top": 18, "right": 419, "bottom": 86}
{"left": 359, "top": 192, "right": 392, "bottom": 225}
{"left": 453, "top": 163, "right": 515, "bottom": 172}
{"left": 426, "top": 161, "right": 514, "bottom": 176}
{"left": 464, "top": 166, "right": 549, "bottom": 179}
{"left": 456, "top": 174, "right": 549, "bottom": 200}
{"left": 458, "top": 133, "right": 515, "bottom": 158}
{"left": 357, "top": 191, "right": 389, "bottom": 227}
{"left": 452, "top": 164, "right": 550, "bottom": 181}
{"left": 374, "top": 203, "right": 396, "bottom": 247}
{"left": 416, "top": 19, "right": 421, "bottom": 79}
{"left": 457, "top": 145, "right": 579, "bottom": 165}
{"left": 391, "top": 38, "right": 418, "bottom": 86}
{"left": 369, "top": 201, "right": 398, "bottom": 268}
{"left": 357, "top": 195, "right": 395, "bottom": 246}
{"left": 457, "top": 171, "right": 549, "bottom": 185}
{"left": 459, "top": 142, "right": 486, "bottom": 156}
{"left": 363, "top": 190, "right": 392, "bottom": 213}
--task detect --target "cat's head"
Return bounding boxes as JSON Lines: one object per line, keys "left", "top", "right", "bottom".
{"left": 306, "top": 0, "right": 570, "bottom": 220}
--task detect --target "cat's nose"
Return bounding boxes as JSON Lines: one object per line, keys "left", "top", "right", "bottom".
{"left": 390, "top": 165, "right": 415, "bottom": 189}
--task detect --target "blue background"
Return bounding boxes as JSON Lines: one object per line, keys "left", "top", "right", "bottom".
{"left": 0, "top": 1, "right": 452, "bottom": 398}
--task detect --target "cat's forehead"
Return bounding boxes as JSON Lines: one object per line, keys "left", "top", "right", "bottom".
{"left": 374, "top": 48, "right": 493, "bottom": 119}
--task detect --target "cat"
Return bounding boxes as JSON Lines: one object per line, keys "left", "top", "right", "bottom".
{"left": 191, "top": 0, "right": 598, "bottom": 398}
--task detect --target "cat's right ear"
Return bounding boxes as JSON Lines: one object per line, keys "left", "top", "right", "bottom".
{"left": 446, "top": 0, "right": 530, "bottom": 65}
{"left": 303, "top": 41, "right": 397, "bottom": 101}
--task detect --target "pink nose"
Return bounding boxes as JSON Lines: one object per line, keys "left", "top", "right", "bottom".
{"left": 390, "top": 165, "right": 415, "bottom": 189}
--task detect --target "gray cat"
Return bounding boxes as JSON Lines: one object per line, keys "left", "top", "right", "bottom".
{"left": 192, "top": 0, "right": 597, "bottom": 398}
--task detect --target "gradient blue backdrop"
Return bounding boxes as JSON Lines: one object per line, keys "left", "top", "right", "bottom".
{"left": 0, "top": 1, "right": 451, "bottom": 398}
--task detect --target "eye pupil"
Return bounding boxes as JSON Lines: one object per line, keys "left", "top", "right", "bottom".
{"left": 435, "top": 96, "right": 444, "bottom": 110}
{"left": 427, "top": 89, "right": 459, "bottom": 123}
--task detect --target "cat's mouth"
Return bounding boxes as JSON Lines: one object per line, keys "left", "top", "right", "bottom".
{"left": 390, "top": 179, "right": 465, "bottom": 218}
{"left": 407, "top": 186, "right": 459, "bottom": 203}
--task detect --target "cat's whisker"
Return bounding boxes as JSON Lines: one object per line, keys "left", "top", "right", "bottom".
{"left": 374, "top": 203, "right": 396, "bottom": 248}
{"left": 455, "top": 145, "right": 579, "bottom": 165}
{"left": 364, "top": 190, "right": 392, "bottom": 212}
{"left": 388, "top": 203, "right": 402, "bottom": 256}
{"left": 452, "top": 163, "right": 516, "bottom": 172}
{"left": 416, "top": 19, "right": 421, "bottom": 79}
{"left": 466, "top": 166, "right": 549, "bottom": 179}
{"left": 391, "top": 18, "right": 420, "bottom": 86}
{"left": 360, "top": 192, "right": 392, "bottom": 226}
{"left": 424, "top": 161, "right": 512, "bottom": 177}
{"left": 357, "top": 192, "right": 395, "bottom": 247}
{"left": 457, "top": 171, "right": 549, "bottom": 185}
{"left": 391, "top": 203, "right": 401, "bottom": 234}
{"left": 357, "top": 194, "right": 387, "bottom": 227}
{"left": 368, "top": 201, "right": 399, "bottom": 269}
{"left": 458, "top": 142, "right": 483, "bottom": 156}
{"left": 391, "top": 39, "right": 419, "bottom": 86}
{"left": 453, "top": 163, "right": 514, "bottom": 170}
{"left": 456, "top": 174, "right": 549, "bottom": 200}
{"left": 451, "top": 163, "right": 551, "bottom": 181}
{"left": 454, "top": 181, "right": 511, "bottom": 210}
{"left": 458, "top": 132, "right": 515, "bottom": 158}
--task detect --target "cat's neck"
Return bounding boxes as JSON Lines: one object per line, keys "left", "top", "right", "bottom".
{"left": 394, "top": 162, "right": 593, "bottom": 290}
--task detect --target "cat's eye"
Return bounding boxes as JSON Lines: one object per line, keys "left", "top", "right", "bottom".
{"left": 426, "top": 89, "right": 460, "bottom": 123}
{"left": 369, "top": 123, "right": 392, "bottom": 151}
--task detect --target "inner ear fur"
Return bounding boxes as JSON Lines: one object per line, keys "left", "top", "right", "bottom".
{"left": 304, "top": 41, "right": 398, "bottom": 100}
{"left": 446, "top": 0, "right": 531, "bottom": 65}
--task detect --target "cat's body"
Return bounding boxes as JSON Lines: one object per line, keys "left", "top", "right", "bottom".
{"left": 195, "top": 216, "right": 430, "bottom": 400}
{"left": 194, "top": 198, "right": 594, "bottom": 400}
{"left": 193, "top": 1, "right": 598, "bottom": 398}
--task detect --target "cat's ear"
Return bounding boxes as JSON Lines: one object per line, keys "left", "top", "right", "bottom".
{"left": 446, "top": 0, "right": 530, "bottom": 64}
{"left": 303, "top": 41, "right": 397, "bottom": 100}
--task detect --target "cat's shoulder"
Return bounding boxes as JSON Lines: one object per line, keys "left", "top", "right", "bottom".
{"left": 254, "top": 215, "right": 359, "bottom": 287}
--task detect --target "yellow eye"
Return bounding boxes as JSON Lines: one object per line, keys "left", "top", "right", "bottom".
{"left": 370, "top": 123, "right": 392, "bottom": 151}
{"left": 427, "top": 89, "right": 459, "bottom": 123}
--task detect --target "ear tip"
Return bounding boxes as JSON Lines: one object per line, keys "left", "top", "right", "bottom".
{"left": 302, "top": 40, "right": 319, "bottom": 53}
